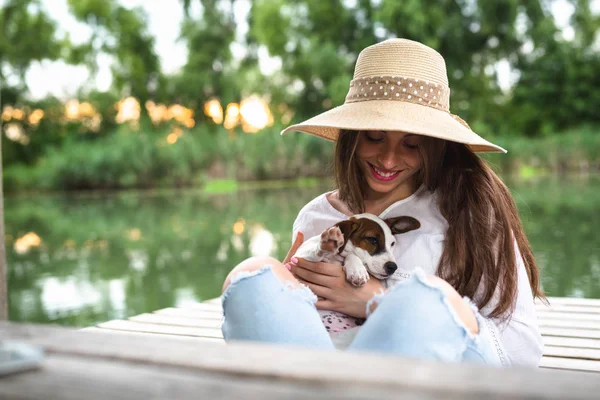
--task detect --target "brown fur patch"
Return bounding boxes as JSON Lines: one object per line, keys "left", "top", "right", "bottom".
{"left": 337, "top": 217, "right": 385, "bottom": 255}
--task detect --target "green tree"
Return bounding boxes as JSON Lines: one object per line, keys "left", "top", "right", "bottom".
{"left": 66, "top": 0, "right": 161, "bottom": 108}
{"left": 246, "top": 0, "right": 600, "bottom": 137}
{"left": 0, "top": 0, "right": 70, "bottom": 167}
{"left": 509, "top": 0, "right": 600, "bottom": 136}
{"left": 0, "top": 0, "right": 64, "bottom": 103}
{"left": 249, "top": 0, "right": 376, "bottom": 119}
{"left": 168, "top": 0, "right": 238, "bottom": 123}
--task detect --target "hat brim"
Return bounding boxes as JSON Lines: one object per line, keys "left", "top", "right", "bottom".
{"left": 280, "top": 100, "right": 506, "bottom": 153}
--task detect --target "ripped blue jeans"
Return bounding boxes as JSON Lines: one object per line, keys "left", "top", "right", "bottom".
{"left": 221, "top": 266, "right": 506, "bottom": 365}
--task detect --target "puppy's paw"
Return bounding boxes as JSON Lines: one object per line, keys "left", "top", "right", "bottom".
{"left": 344, "top": 263, "right": 370, "bottom": 287}
{"left": 319, "top": 226, "right": 344, "bottom": 254}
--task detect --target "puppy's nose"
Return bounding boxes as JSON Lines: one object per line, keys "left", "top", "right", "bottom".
{"left": 384, "top": 262, "right": 397, "bottom": 275}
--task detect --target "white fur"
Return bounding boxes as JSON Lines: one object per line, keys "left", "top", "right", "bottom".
{"left": 294, "top": 213, "right": 397, "bottom": 286}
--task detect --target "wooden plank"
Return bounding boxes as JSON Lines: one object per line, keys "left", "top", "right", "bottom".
{"left": 4, "top": 322, "right": 600, "bottom": 400}
{"left": 181, "top": 302, "right": 223, "bottom": 312}
{"left": 82, "top": 326, "right": 225, "bottom": 343}
{"left": 543, "top": 346, "right": 600, "bottom": 361}
{"left": 1, "top": 355, "right": 350, "bottom": 400}
{"left": 537, "top": 311, "right": 600, "bottom": 322}
{"left": 537, "top": 297, "right": 600, "bottom": 307}
{"left": 542, "top": 336, "right": 600, "bottom": 350}
{"left": 130, "top": 313, "right": 223, "bottom": 329}
{"left": 536, "top": 305, "right": 600, "bottom": 314}
{"left": 538, "top": 319, "right": 600, "bottom": 330}
{"left": 540, "top": 327, "right": 600, "bottom": 340}
{"left": 154, "top": 307, "right": 223, "bottom": 319}
{"left": 97, "top": 319, "right": 223, "bottom": 338}
{"left": 540, "top": 357, "right": 600, "bottom": 373}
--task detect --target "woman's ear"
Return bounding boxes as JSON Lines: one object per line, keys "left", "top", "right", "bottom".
{"left": 385, "top": 216, "right": 420, "bottom": 234}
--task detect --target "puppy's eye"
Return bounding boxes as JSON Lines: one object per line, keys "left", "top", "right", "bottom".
{"left": 365, "top": 237, "right": 378, "bottom": 246}
{"left": 391, "top": 242, "right": 395, "bottom": 247}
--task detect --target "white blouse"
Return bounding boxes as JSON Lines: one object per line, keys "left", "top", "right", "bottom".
{"left": 292, "top": 186, "right": 544, "bottom": 367}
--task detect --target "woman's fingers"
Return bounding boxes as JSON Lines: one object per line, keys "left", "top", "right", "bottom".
{"left": 315, "top": 299, "right": 335, "bottom": 310}
{"left": 283, "top": 232, "right": 304, "bottom": 264}
{"left": 293, "top": 257, "right": 343, "bottom": 277}
{"left": 292, "top": 264, "right": 337, "bottom": 287}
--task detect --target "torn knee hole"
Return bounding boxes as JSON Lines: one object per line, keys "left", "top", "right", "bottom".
{"left": 426, "top": 275, "right": 479, "bottom": 335}
{"left": 366, "top": 289, "right": 386, "bottom": 317}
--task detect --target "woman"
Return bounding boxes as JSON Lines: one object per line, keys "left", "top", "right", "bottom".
{"left": 220, "top": 38, "right": 544, "bottom": 367}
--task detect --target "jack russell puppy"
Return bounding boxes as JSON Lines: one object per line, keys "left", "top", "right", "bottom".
{"left": 293, "top": 213, "right": 420, "bottom": 334}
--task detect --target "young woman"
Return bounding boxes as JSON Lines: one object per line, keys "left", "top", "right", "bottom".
{"left": 220, "top": 38, "right": 544, "bottom": 367}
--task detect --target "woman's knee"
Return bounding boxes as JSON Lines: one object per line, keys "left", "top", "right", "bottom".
{"left": 425, "top": 275, "right": 479, "bottom": 334}
{"left": 221, "top": 256, "right": 300, "bottom": 293}
{"left": 368, "top": 274, "right": 479, "bottom": 335}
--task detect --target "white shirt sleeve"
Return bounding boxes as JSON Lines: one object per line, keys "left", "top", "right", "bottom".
{"left": 480, "top": 244, "right": 544, "bottom": 367}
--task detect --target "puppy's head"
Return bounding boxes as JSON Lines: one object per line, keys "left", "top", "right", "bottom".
{"left": 336, "top": 213, "right": 420, "bottom": 279}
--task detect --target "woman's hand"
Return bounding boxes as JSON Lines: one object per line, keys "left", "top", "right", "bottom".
{"left": 288, "top": 256, "right": 385, "bottom": 319}
{"left": 283, "top": 232, "right": 304, "bottom": 264}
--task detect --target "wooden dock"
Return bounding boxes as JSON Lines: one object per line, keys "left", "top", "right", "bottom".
{"left": 5, "top": 321, "right": 600, "bottom": 400}
{"left": 84, "top": 296, "right": 600, "bottom": 374}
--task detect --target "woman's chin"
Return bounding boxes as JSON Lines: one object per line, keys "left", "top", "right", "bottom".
{"left": 367, "top": 176, "right": 403, "bottom": 191}
{"left": 366, "top": 174, "right": 417, "bottom": 197}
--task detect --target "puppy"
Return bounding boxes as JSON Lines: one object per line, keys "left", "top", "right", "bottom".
{"left": 294, "top": 213, "right": 420, "bottom": 286}
{"left": 293, "top": 213, "right": 420, "bottom": 334}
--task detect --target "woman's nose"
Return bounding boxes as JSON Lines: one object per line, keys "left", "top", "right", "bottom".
{"left": 379, "top": 148, "right": 399, "bottom": 169}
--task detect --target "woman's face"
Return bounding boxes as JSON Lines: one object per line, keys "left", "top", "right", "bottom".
{"left": 356, "top": 130, "right": 424, "bottom": 199}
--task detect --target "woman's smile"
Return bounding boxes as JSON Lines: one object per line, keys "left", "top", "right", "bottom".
{"left": 368, "top": 162, "right": 402, "bottom": 182}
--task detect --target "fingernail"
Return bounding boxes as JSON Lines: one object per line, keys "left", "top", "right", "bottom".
{"left": 284, "top": 263, "right": 291, "bottom": 271}
{"left": 291, "top": 257, "right": 298, "bottom": 264}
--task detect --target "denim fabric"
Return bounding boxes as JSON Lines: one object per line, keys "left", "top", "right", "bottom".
{"left": 221, "top": 265, "right": 335, "bottom": 349}
{"left": 221, "top": 266, "right": 505, "bottom": 365}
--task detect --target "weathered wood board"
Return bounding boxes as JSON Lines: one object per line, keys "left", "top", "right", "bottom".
{"left": 85, "top": 296, "right": 600, "bottom": 374}
{"left": 2, "top": 322, "right": 600, "bottom": 400}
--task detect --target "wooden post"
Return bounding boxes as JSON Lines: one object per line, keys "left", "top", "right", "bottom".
{"left": 0, "top": 91, "right": 7, "bottom": 320}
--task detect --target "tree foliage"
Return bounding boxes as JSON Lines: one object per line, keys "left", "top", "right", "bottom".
{"left": 0, "top": 0, "right": 64, "bottom": 103}
{"left": 247, "top": 0, "right": 600, "bottom": 137}
{"left": 1, "top": 0, "right": 599, "bottom": 176}
{"left": 65, "top": 0, "right": 161, "bottom": 105}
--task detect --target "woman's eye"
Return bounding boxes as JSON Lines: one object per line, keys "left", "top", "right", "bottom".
{"left": 404, "top": 142, "right": 419, "bottom": 149}
{"left": 364, "top": 133, "right": 384, "bottom": 142}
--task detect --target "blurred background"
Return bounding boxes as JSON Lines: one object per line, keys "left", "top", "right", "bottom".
{"left": 1, "top": 0, "right": 599, "bottom": 327}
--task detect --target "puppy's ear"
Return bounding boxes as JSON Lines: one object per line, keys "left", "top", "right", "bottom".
{"left": 335, "top": 218, "right": 359, "bottom": 241}
{"left": 385, "top": 216, "right": 420, "bottom": 234}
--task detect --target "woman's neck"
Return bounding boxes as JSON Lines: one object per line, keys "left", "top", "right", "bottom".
{"left": 363, "top": 181, "right": 418, "bottom": 215}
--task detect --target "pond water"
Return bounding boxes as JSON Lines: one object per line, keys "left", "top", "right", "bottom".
{"left": 5, "top": 177, "right": 599, "bottom": 327}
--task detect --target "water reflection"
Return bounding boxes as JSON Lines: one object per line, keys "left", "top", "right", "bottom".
{"left": 5, "top": 178, "right": 600, "bottom": 327}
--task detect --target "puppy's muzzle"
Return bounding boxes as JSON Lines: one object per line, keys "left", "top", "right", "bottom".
{"left": 384, "top": 261, "right": 398, "bottom": 275}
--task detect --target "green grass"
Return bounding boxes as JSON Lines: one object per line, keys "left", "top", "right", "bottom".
{"left": 203, "top": 179, "right": 239, "bottom": 193}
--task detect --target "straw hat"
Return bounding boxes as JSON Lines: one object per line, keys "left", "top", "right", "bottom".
{"left": 281, "top": 38, "right": 506, "bottom": 153}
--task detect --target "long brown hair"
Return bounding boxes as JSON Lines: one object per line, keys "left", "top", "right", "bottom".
{"left": 334, "top": 130, "right": 544, "bottom": 318}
